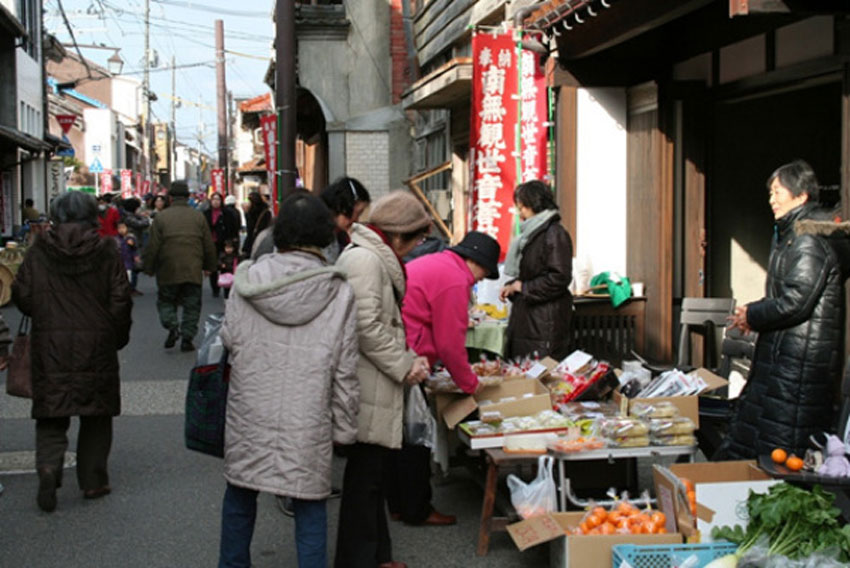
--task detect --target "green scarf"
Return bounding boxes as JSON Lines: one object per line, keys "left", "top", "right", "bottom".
{"left": 503, "top": 209, "right": 558, "bottom": 278}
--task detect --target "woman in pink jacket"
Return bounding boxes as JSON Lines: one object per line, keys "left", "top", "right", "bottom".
{"left": 386, "top": 231, "right": 501, "bottom": 526}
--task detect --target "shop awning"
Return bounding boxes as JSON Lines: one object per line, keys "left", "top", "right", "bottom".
{"left": 0, "top": 3, "right": 26, "bottom": 38}
{"left": 45, "top": 132, "right": 73, "bottom": 152}
{"left": 401, "top": 57, "right": 473, "bottom": 111}
{"left": 0, "top": 125, "right": 52, "bottom": 153}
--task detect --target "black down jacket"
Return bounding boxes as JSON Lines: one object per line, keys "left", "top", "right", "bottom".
{"left": 718, "top": 204, "right": 850, "bottom": 460}
{"left": 505, "top": 214, "right": 574, "bottom": 361}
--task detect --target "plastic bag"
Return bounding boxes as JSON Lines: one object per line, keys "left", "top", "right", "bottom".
{"left": 196, "top": 313, "right": 225, "bottom": 367}
{"left": 507, "top": 455, "right": 557, "bottom": 519}
{"left": 403, "top": 385, "right": 436, "bottom": 448}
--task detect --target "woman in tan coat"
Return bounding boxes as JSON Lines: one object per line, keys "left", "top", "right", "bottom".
{"left": 218, "top": 194, "right": 359, "bottom": 568}
{"left": 334, "top": 191, "right": 431, "bottom": 568}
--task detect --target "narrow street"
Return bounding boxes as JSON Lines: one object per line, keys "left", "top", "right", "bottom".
{"left": 0, "top": 274, "right": 546, "bottom": 567}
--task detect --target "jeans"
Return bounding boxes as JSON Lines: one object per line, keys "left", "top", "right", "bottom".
{"left": 219, "top": 483, "right": 327, "bottom": 568}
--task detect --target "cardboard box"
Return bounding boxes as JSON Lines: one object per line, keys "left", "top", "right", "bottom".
{"left": 612, "top": 367, "right": 729, "bottom": 428}
{"left": 506, "top": 512, "right": 680, "bottom": 566}
{"left": 440, "top": 378, "right": 552, "bottom": 429}
{"left": 652, "top": 460, "right": 778, "bottom": 539}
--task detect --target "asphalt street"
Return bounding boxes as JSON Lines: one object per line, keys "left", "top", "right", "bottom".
{"left": 0, "top": 273, "right": 547, "bottom": 567}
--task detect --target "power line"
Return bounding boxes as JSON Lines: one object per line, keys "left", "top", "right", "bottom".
{"left": 119, "top": 60, "right": 217, "bottom": 75}
{"left": 150, "top": 0, "right": 269, "bottom": 18}
{"left": 56, "top": 0, "right": 94, "bottom": 79}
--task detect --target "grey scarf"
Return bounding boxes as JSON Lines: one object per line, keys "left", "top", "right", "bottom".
{"left": 503, "top": 209, "right": 558, "bottom": 278}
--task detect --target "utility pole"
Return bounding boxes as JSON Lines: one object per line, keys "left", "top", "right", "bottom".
{"left": 215, "top": 19, "right": 228, "bottom": 193}
{"left": 275, "top": 0, "right": 297, "bottom": 204}
{"left": 171, "top": 54, "right": 177, "bottom": 184}
{"left": 143, "top": 0, "right": 151, "bottom": 188}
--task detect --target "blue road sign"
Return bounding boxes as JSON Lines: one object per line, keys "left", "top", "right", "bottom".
{"left": 89, "top": 157, "right": 103, "bottom": 174}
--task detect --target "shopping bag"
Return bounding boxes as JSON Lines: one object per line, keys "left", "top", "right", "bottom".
{"left": 6, "top": 316, "right": 31, "bottom": 398}
{"left": 217, "top": 272, "right": 234, "bottom": 289}
{"left": 403, "top": 384, "right": 436, "bottom": 448}
{"left": 184, "top": 351, "right": 230, "bottom": 458}
{"left": 506, "top": 455, "right": 557, "bottom": 519}
{"left": 197, "top": 313, "right": 225, "bottom": 367}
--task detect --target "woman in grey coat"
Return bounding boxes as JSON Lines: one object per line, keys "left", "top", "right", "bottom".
{"left": 218, "top": 194, "right": 359, "bottom": 568}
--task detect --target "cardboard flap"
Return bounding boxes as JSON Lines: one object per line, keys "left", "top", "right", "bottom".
{"left": 690, "top": 367, "right": 729, "bottom": 393}
{"left": 507, "top": 514, "right": 565, "bottom": 551}
{"left": 696, "top": 501, "right": 715, "bottom": 523}
{"left": 441, "top": 395, "right": 477, "bottom": 429}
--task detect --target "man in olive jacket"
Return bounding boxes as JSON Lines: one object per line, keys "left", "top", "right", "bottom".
{"left": 143, "top": 180, "right": 217, "bottom": 351}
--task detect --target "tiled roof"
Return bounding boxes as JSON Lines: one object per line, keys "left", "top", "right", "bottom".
{"left": 239, "top": 93, "right": 273, "bottom": 114}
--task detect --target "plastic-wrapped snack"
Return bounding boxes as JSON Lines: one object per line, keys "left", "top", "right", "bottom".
{"left": 477, "top": 375, "right": 504, "bottom": 389}
{"left": 463, "top": 421, "right": 498, "bottom": 436}
{"left": 480, "top": 410, "right": 503, "bottom": 425}
{"left": 609, "top": 435, "right": 651, "bottom": 448}
{"left": 649, "top": 417, "right": 696, "bottom": 436}
{"left": 499, "top": 417, "right": 522, "bottom": 433}
{"left": 599, "top": 417, "right": 650, "bottom": 438}
{"left": 650, "top": 434, "right": 697, "bottom": 446}
{"left": 535, "top": 409, "right": 573, "bottom": 429}
{"left": 513, "top": 415, "right": 541, "bottom": 431}
{"left": 630, "top": 401, "right": 679, "bottom": 419}
{"left": 471, "top": 357, "right": 504, "bottom": 377}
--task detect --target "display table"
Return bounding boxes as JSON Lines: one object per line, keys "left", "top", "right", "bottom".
{"left": 552, "top": 445, "right": 697, "bottom": 510}
{"left": 477, "top": 448, "right": 540, "bottom": 556}
{"left": 466, "top": 320, "right": 508, "bottom": 357}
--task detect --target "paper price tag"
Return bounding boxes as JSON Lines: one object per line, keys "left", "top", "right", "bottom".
{"left": 525, "top": 362, "right": 548, "bottom": 379}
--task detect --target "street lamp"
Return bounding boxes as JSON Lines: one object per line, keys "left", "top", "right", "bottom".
{"left": 107, "top": 50, "right": 124, "bottom": 75}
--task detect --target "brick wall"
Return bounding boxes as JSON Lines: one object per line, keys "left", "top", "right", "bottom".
{"left": 390, "top": 0, "right": 411, "bottom": 104}
{"left": 346, "top": 131, "right": 390, "bottom": 197}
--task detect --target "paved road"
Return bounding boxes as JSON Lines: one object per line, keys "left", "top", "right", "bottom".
{"left": 0, "top": 274, "right": 545, "bottom": 567}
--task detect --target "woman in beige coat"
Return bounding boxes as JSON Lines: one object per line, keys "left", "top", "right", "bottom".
{"left": 334, "top": 191, "right": 431, "bottom": 568}
{"left": 218, "top": 194, "right": 359, "bottom": 568}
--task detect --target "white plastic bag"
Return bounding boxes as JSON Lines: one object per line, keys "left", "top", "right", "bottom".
{"left": 403, "top": 385, "right": 436, "bottom": 448}
{"left": 196, "top": 313, "right": 225, "bottom": 366}
{"left": 507, "top": 455, "right": 557, "bottom": 519}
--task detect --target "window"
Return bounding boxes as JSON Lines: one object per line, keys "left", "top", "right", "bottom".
{"left": 412, "top": 110, "right": 449, "bottom": 192}
{"left": 16, "top": 0, "right": 39, "bottom": 59}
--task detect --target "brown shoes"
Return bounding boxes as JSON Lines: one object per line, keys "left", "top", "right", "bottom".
{"left": 421, "top": 509, "right": 457, "bottom": 526}
{"left": 83, "top": 486, "right": 111, "bottom": 499}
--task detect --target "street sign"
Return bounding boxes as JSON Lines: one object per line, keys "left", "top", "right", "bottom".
{"left": 56, "top": 115, "right": 76, "bottom": 135}
{"left": 89, "top": 157, "right": 104, "bottom": 174}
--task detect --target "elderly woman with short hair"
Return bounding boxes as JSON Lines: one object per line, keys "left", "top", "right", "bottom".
{"left": 721, "top": 160, "right": 850, "bottom": 460}
{"left": 12, "top": 190, "right": 132, "bottom": 513}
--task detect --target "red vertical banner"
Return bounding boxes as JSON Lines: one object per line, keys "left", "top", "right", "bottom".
{"left": 470, "top": 32, "right": 518, "bottom": 261}
{"left": 211, "top": 169, "right": 225, "bottom": 195}
{"left": 135, "top": 173, "right": 142, "bottom": 196}
{"left": 260, "top": 114, "right": 278, "bottom": 215}
{"left": 120, "top": 169, "right": 133, "bottom": 198}
{"left": 101, "top": 170, "right": 113, "bottom": 194}
{"left": 143, "top": 180, "right": 151, "bottom": 195}
{"left": 519, "top": 48, "right": 549, "bottom": 184}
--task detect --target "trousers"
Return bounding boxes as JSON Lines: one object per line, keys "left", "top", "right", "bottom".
{"left": 335, "top": 443, "right": 393, "bottom": 567}
{"left": 36, "top": 416, "right": 112, "bottom": 490}
{"left": 219, "top": 483, "right": 327, "bottom": 568}
{"left": 156, "top": 282, "right": 203, "bottom": 340}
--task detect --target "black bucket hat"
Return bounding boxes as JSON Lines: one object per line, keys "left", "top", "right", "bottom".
{"left": 450, "top": 231, "right": 501, "bottom": 279}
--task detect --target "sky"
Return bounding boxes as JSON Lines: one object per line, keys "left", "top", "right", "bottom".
{"left": 43, "top": 0, "right": 275, "bottom": 158}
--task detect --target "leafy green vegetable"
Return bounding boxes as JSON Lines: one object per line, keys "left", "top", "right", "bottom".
{"left": 711, "top": 483, "right": 850, "bottom": 561}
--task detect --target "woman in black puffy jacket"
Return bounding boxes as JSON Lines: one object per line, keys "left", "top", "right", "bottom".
{"left": 720, "top": 160, "right": 850, "bottom": 460}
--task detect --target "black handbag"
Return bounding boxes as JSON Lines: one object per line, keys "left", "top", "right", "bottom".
{"left": 184, "top": 351, "right": 230, "bottom": 458}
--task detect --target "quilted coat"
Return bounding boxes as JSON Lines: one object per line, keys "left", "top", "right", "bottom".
{"left": 220, "top": 251, "right": 359, "bottom": 499}
{"left": 142, "top": 198, "right": 217, "bottom": 285}
{"left": 12, "top": 224, "right": 132, "bottom": 418}
{"left": 505, "top": 214, "right": 574, "bottom": 361}
{"left": 719, "top": 204, "right": 850, "bottom": 460}
{"left": 336, "top": 224, "right": 416, "bottom": 450}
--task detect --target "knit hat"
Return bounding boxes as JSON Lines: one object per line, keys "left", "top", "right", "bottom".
{"left": 367, "top": 190, "right": 431, "bottom": 234}
{"left": 224, "top": 195, "right": 237, "bottom": 206}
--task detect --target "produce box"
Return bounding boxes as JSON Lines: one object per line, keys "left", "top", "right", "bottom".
{"left": 652, "top": 460, "right": 777, "bottom": 540}
{"left": 506, "top": 512, "right": 680, "bottom": 566}
{"left": 439, "top": 378, "right": 551, "bottom": 429}
{"left": 612, "top": 367, "right": 729, "bottom": 428}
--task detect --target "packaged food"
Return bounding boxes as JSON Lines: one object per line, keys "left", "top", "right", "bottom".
{"left": 535, "top": 409, "right": 572, "bottom": 429}
{"left": 651, "top": 434, "right": 697, "bottom": 446}
{"left": 630, "top": 401, "right": 679, "bottom": 419}
{"left": 462, "top": 421, "right": 498, "bottom": 436}
{"left": 609, "top": 435, "right": 651, "bottom": 448}
{"left": 480, "top": 410, "right": 502, "bottom": 425}
{"left": 599, "top": 417, "right": 650, "bottom": 438}
{"left": 550, "top": 436, "right": 606, "bottom": 453}
{"left": 649, "top": 417, "right": 696, "bottom": 436}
